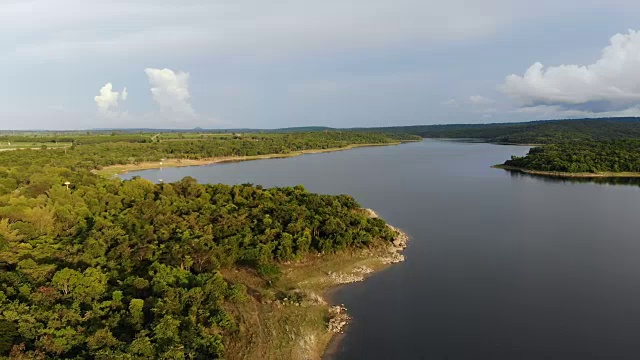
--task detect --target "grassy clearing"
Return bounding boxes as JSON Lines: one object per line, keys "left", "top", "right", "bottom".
{"left": 220, "top": 243, "right": 399, "bottom": 360}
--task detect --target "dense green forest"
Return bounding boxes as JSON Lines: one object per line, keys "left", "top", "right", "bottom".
{"left": 0, "top": 132, "right": 418, "bottom": 180}
{"left": 0, "top": 130, "right": 417, "bottom": 147}
{"left": 350, "top": 117, "right": 640, "bottom": 144}
{"left": 6, "top": 117, "right": 640, "bottom": 146}
{"left": 0, "top": 132, "right": 407, "bottom": 359}
{"left": 503, "top": 140, "right": 640, "bottom": 173}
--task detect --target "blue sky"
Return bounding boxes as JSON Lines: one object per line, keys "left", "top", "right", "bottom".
{"left": 3, "top": 0, "right": 640, "bottom": 129}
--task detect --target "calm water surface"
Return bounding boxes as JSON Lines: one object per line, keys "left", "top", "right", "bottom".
{"left": 122, "top": 140, "right": 640, "bottom": 360}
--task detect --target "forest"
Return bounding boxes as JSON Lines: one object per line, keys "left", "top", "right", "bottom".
{"left": 352, "top": 117, "right": 640, "bottom": 174}
{"left": 0, "top": 131, "right": 418, "bottom": 182}
{"left": 351, "top": 117, "right": 640, "bottom": 144}
{"left": 0, "top": 132, "right": 407, "bottom": 359}
{"left": 503, "top": 139, "right": 640, "bottom": 173}
{"left": 6, "top": 117, "right": 640, "bottom": 146}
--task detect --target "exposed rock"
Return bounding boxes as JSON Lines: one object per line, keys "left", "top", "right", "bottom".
{"left": 327, "top": 271, "right": 364, "bottom": 284}
{"left": 328, "top": 305, "right": 351, "bottom": 333}
{"left": 362, "top": 208, "right": 379, "bottom": 219}
{"left": 380, "top": 252, "right": 405, "bottom": 264}
{"left": 353, "top": 266, "right": 374, "bottom": 275}
{"left": 362, "top": 207, "right": 409, "bottom": 250}
{"left": 388, "top": 224, "right": 409, "bottom": 250}
{"left": 305, "top": 291, "right": 327, "bottom": 306}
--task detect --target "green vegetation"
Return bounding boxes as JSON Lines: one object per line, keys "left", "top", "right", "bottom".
{"left": 353, "top": 118, "right": 640, "bottom": 176}
{"left": 0, "top": 142, "right": 71, "bottom": 151}
{"left": 353, "top": 117, "right": 640, "bottom": 144}
{"left": 0, "top": 131, "right": 411, "bottom": 359}
{"left": 503, "top": 140, "right": 640, "bottom": 174}
{"left": 0, "top": 132, "right": 418, "bottom": 179}
{"left": 353, "top": 117, "right": 640, "bottom": 176}
{"left": 0, "top": 133, "right": 150, "bottom": 145}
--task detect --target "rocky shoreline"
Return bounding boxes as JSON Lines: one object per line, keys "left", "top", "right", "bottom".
{"left": 324, "top": 208, "right": 409, "bottom": 341}
{"left": 231, "top": 207, "right": 410, "bottom": 359}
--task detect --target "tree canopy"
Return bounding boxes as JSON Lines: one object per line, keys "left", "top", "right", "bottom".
{"left": 0, "top": 132, "right": 402, "bottom": 359}
{"left": 503, "top": 140, "right": 640, "bottom": 173}
{"left": 349, "top": 117, "right": 640, "bottom": 144}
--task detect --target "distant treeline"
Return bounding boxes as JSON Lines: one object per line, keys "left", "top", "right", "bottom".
{"left": 0, "top": 129, "right": 418, "bottom": 145}
{"left": 350, "top": 119, "right": 640, "bottom": 174}
{"left": 8, "top": 117, "right": 640, "bottom": 145}
{"left": 0, "top": 134, "right": 150, "bottom": 144}
{"left": 349, "top": 117, "right": 640, "bottom": 144}
{"left": 0, "top": 132, "right": 418, "bottom": 182}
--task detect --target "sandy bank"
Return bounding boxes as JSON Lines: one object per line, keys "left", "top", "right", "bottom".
{"left": 93, "top": 142, "right": 403, "bottom": 177}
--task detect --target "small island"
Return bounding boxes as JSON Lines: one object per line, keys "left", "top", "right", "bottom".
{"left": 495, "top": 139, "right": 640, "bottom": 178}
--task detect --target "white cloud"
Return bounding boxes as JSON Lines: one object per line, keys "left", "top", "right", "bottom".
{"left": 502, "top": 29, "right": 640, "bottom": 113}
{"left": 442, "top": 99, "right": 458, "bottom": 106}
{"left": 469, "top": 95, "right": 494, "bottom": 105}
{"left": 145, "top": 68, "right": 195, "bottom": 119}
{"left": 121, "top": 87, "right": 128, "bottom": 101}
{"left": 512, "top": 104, "right": 640, "bottom": 119}
{"left": 94, "top": 83, "right": 126, "bottom": 113}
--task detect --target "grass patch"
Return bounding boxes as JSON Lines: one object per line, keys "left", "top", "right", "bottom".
{"left": 220, "top": 242, "right": 399, "bottom": 360}
{"left": 0, "top": 142, "right": 72, "bottom": 150}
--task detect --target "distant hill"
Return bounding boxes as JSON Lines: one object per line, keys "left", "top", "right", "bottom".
{"left": 86, "top": 126, "right": 336, "bottom": 134}
{"left": 17, "top": 117, "right": 640, "bottom": 145}
{"left": 350, "top": 117, "right": 640, "bottom": 144}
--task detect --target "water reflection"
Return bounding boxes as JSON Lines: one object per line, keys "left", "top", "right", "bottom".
{"left": 502, "top": 168, "right": 640, "bottom": 186}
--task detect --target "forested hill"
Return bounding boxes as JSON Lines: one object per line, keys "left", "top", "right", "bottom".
{"left": 350, "top": 117, "right": 640, "bottom": 144}
{"left": 8, "top": 117, "right": 640, "bottom": 145}
{"left": 0, "top": 132, "right": 408, "bottom": 359}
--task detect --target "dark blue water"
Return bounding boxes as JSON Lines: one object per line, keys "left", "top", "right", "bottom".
{"left": 122, "top": 140, "right": 640, "bottom": 360}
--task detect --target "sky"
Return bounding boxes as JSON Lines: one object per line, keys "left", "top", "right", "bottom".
{"left": 4, "top": 1, "right": 640, "bottom": 129}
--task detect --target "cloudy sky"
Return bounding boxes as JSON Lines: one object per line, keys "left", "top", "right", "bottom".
{"left": 3, "top": 0, "right": 640, "bottom": 129}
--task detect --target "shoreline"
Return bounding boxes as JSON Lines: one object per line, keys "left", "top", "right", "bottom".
{"left": 94, "top": 141, "right": 413, "bottom": 358}
{"left": 319, "top": 209, "right": 408, "bottom": 359}
{"left": 493, "top": 164, "right": 640, "bottom": 178}
{"left": 426, "top": 138, "right": 540, "bottom": 147}
{"left": 220, "top": 208, "right": 409, "bottom": 359}
{"left": 93, "top": 142, "right": 407, "bottom": 177}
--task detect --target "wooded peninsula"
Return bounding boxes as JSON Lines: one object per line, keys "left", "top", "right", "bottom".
{"left": 0, "top": 131, "right": 416, "bottom": 359}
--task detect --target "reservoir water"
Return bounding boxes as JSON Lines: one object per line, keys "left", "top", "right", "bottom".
{"left": 122, "top": 140, "right": 640, "bottom": 359}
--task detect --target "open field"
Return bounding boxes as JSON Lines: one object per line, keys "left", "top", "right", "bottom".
{"left": 0, "top": 142, "right": 72, "bottom": 151}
